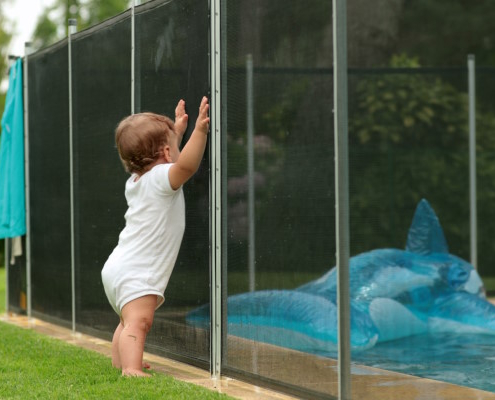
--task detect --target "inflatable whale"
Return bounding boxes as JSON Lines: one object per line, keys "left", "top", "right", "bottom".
{"left": 187, "top": 199, "right": 493, "bottom": 353}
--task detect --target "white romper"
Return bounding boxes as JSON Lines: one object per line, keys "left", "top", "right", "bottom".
{"left": 101, "top": 163, "right": 185, "bottom": 316}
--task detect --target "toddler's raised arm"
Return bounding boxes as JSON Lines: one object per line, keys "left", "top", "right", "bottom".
{"left": 169, "top": 97, "right": 209, "bottom": 190}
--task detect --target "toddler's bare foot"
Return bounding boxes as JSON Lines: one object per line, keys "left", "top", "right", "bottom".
{"left": 122, "top": 368, "right": 152, "bottom": 377}
{"left": 113, "top": 362, "right": 150, "bottom": 370}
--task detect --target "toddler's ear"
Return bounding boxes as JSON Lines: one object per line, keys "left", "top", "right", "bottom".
{"left": 163, "top": 145, "right": 173, "bottom": 163}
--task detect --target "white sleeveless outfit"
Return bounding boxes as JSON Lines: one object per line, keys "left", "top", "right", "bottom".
{"left": 101, "top": 163, "right": 185, "bottom": 316}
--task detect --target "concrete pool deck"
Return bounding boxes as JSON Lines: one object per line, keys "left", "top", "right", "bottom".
{"left": 2, "top": 313, "right": 495, "bottom": 400}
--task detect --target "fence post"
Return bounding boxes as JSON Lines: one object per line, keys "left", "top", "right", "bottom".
{"left": 131, "top": 0, "right": 141, "bottom": 114}
{"left": 333, "top": 0, "right": 351, "bottom": 398}
{"left": 4, "top": 238, "right": 7, "bottom": 313}
{"left": 220, "top": 0, "right": 228, "bottom": 374}
{"left": 468, "top": 54, "right": 477, "bottom": 269}
{"left": 210, "top": 0, "right": 222, "bottom": 381}
{"left": 68, "top": 18, "right": 77, "bottom": 333}
{"left": 246, "top": 54, "right": 255, "bottom": 293}
{"left": 23, "top": 43, "right": 33, "bottom": 319}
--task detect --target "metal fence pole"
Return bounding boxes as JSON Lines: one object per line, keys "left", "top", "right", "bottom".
{"left": 246, "top": 54, "right": 255, "bottom": 293}
{"left": 468, "top": 54, "right": 477, "bottom": 269}
{"left": 68, "top": 18, "right": 77, "bottom": 332}
{"left": 131, "top": 1, "right": 135, "bottom": 114}
{"left": 4, "top": 238, "right": 8, "bottom": 313}
{"left": 246, "top": 52, "right": 259, "bottom": 374}
{"left": 210, "top": 0, "right": 222, "bottom": 381}
{"left": 220, "top": 0, "right": 228, "bottom": 371}
{"left": 131, "top": 0, "right": 142, "bottom": 114}
{"left": 23, "top": 43, "right": 33, "bottom": 318}
{"left": 333, "top": 0, "right": 351, "bottom": 398}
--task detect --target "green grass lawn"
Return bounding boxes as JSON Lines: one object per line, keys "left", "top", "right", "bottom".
{"left": 0, "top": 321, "right": 234, "bottom": 400}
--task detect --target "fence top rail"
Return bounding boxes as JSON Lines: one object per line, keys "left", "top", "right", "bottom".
{"left": 70, "top": 8, "right": 131, "bottom": 42}
{"left": 27, "top": 38, "right": 68, "bottom": 61}
{"left": 134, "top": 0, "right": 176, "bottom": 15}
{"left": 28, "top": 3, "right": 137, "bottom": 58}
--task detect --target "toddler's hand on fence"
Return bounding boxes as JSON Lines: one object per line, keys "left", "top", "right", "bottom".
{"left": 174, "top": 99, "right": 188, "bottom": 138}
{"left": 195, "top": 96, "right": 210, "bottom": 135}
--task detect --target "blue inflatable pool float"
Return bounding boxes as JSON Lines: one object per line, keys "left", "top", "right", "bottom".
{"left": 187, "top": 199, "right": 492, "bottom": 352}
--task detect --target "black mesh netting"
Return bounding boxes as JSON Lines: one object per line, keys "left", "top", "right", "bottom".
{"left": 28, "top": 42, "right": 72, "bottom": 325}
{"left": 135, "top": 0, "right": 210, "bottom": 363}
{"left": 71, "top": 13, "right": 132, "bottom": 336}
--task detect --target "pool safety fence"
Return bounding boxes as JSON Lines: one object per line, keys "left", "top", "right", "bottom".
{"left": 4, "top": 0, "right": 495, "bottom": 398}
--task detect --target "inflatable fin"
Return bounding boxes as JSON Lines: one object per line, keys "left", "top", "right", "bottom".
{"left": 405, "top": 199, "right": 448, "bottom": 255}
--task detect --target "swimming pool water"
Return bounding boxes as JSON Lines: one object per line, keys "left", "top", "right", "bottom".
{"left": 350, "top": 332, "right": 495, "bottom": 392}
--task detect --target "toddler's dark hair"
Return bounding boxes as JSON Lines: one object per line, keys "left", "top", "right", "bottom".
{"left": 115, "top": 112, "right": 175, "bottom": 174}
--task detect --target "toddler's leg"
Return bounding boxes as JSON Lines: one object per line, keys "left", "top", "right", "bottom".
{"left": 119, "top": 295, "right": 157, "bottom": 377}
{"left": 111, "top": 322, "right": 124, "bottom": 369}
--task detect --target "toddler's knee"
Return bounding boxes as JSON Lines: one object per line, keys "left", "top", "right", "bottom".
{"left": 127, "top": 317, "right": 153, "bottom": 334}
{"left": 142, "top": 317, "right": 153, "bottom": 333}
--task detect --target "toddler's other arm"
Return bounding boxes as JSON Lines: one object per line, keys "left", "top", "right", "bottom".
{"left": 169, "top": 96, "right": 210, "bottom": 190}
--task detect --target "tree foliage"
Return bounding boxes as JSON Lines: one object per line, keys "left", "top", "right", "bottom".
{"left": 0, "top": 6, "right": 12, "bottom": 264}
{"left": 351, "top": 54, "right": 468, "bottom": 150}
{"left": 397, "top": 0, "right": 495, "bottom": 67}
{"left": 0, "top": 6, "right": 11, "bottom": 113}
{"left": 32, "top": 0, "right": 130, "bottom": 50}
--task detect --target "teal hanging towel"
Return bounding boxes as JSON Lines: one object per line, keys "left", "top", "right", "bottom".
{"left": 0, "top": 58, "right": 25, "bottom": 238}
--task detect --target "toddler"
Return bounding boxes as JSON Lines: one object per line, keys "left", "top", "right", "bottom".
{"left": 101, "top": 97, "right": 209, "bottom": 376}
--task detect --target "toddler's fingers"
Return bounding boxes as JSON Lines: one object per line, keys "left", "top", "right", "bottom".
{"left": 175, "top": 99, "right": 186, "bottom": 116}
{"left": 200, "top": 102, "right": 209, "bottom": 117}
{"left": 199, "top": 96, "right": 209, "bottom": 110}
